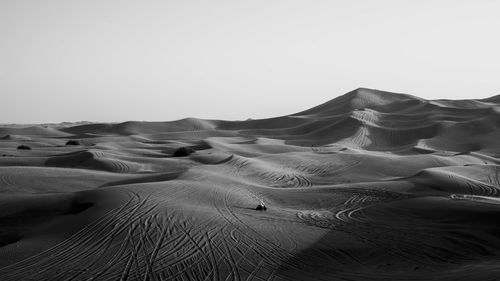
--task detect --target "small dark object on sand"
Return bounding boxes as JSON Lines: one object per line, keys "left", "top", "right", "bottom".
{"left": 66, "top": 140, "right": 81, "bottom": 146}
{"left": 256, "top": 204, "right": 267, "bottom": 211}
{"left": 17, "top": 145, "right": 31, "bottom": 150}
{"left": 173, "top": 147, "right": 195, "bottom": 157}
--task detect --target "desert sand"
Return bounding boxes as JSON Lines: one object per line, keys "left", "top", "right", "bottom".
{"left": 1, "top": 88, "right": 500, "bottom": 280}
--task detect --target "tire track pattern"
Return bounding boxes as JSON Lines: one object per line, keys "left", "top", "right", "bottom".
{"left": 0, "top": 184, "right": 299, "bottom": 281}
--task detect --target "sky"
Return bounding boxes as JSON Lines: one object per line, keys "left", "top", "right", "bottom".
{"left": 1, "top": 0, "right": 500, "bottom": 123}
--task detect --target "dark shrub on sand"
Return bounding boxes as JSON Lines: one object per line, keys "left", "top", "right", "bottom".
{"left": 17, "top": 145, "right": 31, "bottom": 150}
{"left": 173, "top": 147, "right": 195, "bottom": 157}
{"left": 66, "top": 140, "right": 81, "bottom": 146}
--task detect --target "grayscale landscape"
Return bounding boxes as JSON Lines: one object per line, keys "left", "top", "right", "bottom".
{"left": 1, "top": 88, "right": 500, "bottom": 280}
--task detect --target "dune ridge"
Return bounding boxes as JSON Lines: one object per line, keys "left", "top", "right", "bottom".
{"left": 0, "top": 88, "right": 500, "bottom": 280}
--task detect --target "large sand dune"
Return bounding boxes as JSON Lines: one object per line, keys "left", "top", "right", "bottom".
{"left": 1, "top": 88, "right": 500, "bottom": 280}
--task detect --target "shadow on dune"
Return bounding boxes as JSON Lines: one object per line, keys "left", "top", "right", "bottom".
{"left": 0, "top": 194, "right": 93, "bottom": 248}
{"left": 275, "top": 196, "right": 500, "bottom": 281}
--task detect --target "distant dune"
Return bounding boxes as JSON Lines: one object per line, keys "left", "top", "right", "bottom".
{"left": 1, "top": 88, "right": 500, "bottom": 280}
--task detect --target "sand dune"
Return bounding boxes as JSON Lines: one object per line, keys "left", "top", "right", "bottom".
{"left": 1, "top": 88, "right": 500, "bottom": 280}
{"left": 62, "top": 118, "right": 216, "bottom": 136}
{"left": 0, "top": 126, "right": 72, "bottom": 138}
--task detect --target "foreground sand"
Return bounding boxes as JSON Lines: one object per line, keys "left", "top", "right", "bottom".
{"left": 1, "top": 88, "right": 500, "bottom": 280}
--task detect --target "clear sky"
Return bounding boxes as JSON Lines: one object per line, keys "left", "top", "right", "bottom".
{"left": 1, "top": 0, "right": 499, "bottom": 123}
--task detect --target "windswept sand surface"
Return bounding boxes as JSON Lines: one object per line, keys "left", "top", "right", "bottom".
{"left": 1, "top": 88, "right": 500, "bottom": 280}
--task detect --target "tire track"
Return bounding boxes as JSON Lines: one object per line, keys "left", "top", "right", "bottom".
{"left": 0, "top": 190, "right": 165, "bottom": 281}
{"left": 0, "top": 190, "right": 138, "bottom": 277}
